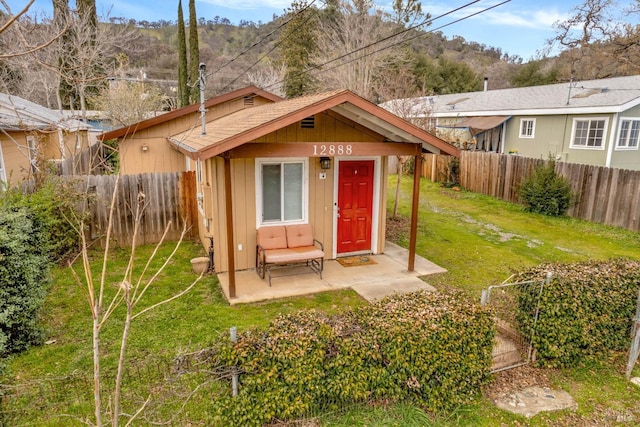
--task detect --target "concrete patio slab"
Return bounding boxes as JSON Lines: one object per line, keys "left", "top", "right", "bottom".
{"left": 216, "top": 242, "right": 446, "bottom": 305}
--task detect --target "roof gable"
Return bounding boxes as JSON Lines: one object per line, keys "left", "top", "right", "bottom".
{"left": 99, "top": 85, "right": 283, "bottom": 141}
{"left": 169, "top": 89, "right": 458, "bottom": 159}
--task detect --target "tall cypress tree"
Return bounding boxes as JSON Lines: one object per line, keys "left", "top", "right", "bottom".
{"left": 177, "top": 0, "right": 189, "bottom": 107}
{"left": 188, "top": 0, "right": 200, "bottom": 104}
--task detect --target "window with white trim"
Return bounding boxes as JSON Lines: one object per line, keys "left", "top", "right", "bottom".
{"left": 617, "top": 118, "right": 640, "bottom": 149}
{"left": 256, "top": 158, "right": 308, "bottom": 225}
{"left": 519, "top": 118, "right": 535, "bottom": 138}
{"left": 570, "top": 118, "right": 607, "bottom": 149}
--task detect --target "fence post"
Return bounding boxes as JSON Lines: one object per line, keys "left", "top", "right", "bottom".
{"left": 626, "top": 289, "right": 640, "bottom": 379}
{"left": 481, "top": 289, "right": 488, "bottom": 306}
{"left": 230, "top": 327, "right": 238, "bottom": 397}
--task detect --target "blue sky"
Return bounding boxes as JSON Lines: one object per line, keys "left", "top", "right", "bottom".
{"left": 8, "top": 0, "right": 578, "bottom": 60}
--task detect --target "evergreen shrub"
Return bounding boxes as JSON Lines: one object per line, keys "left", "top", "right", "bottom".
{"left": 0, "top": 206, "right": 50, "bottom": 360}
{"left": 516, "top": 259, "right": 640, "bottom": 368}
{"left": 519, "top": 161, "right": 572, "bottom": 216}
{"left": 214, "top": 290, "right": 494, "bottom": 425}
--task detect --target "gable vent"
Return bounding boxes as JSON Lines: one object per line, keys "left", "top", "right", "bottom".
{"left": 243, "top": 96, "right": 254, "bottom": 106}
{"left": 301, "top": 115, "right": 315, "bottom": 129}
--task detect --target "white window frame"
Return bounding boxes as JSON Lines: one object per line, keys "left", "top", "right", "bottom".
{"left": 255, "top": 158, "right": 308, "bottom": 227}
{"left": 616, "top": 117, "right": 640, "bottom": 150}
{"left": 569, "top": 117, "right": 608, "bottom": 150}
{"left": 0, "top": 143, "right": 6, "bottom": 184}
{"left": 519, "top": 118, "right": 536, "bottom": 138}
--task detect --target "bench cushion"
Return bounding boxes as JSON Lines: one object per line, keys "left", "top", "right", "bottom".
{"left": 286, "top": 224, "right": 314, "bottom": 248}
{"left": 257, "top": 226, "right": 287, "bottom": 250}
{"left": 264, "top": 247, "right": 325, "bottom": 264}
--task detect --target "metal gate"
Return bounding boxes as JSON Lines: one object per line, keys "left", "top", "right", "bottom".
{"left": 481, "top": 273, "right": 551, "bottom": 373}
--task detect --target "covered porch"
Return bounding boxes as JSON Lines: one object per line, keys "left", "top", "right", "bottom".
{"left": 217, "top": 242, "right": 446, "bottom": 305}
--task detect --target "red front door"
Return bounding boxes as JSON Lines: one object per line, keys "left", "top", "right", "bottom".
{"left": 337, "top": 160, "right": 374, "bottom": 254}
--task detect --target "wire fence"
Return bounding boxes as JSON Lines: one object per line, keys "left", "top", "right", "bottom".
{"left": 481, "top": 273, "right": 550, "bottom": 373}
{"left": 0, "top": 349, "right": 232, "bottom": 426}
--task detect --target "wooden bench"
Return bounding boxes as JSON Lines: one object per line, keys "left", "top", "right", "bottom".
{"left": 256, "top": 224, "right": 324, "bottom": 286}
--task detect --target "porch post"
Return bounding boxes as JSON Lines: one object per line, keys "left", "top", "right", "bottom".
{"left": 408, "top": 152, "right": 422, "bottom": 272}
{"left": 224, "top": 155, "right": 236, "bottom": 298}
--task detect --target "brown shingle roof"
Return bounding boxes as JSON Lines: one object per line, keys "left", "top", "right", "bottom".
{"left": 99, "top": 86, "right": 283, "bottom": 141}
{"left": 169, "top": 90, "right": 458, "bottom": 159}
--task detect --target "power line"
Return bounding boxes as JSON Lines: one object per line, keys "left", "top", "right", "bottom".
{"left": 218, "top": 1, "right": 324, "bottom": 93}
{"left": 208, "top": 0, "right": 319, "bottom": 79}
{"left": 261, "top": 0, "right": 511, "bottom": 92}
{"left": 311, "top": 0, "right": 512, "bottom": 81}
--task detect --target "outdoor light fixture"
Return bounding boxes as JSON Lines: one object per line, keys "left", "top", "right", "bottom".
{"left": 141, "top": 144, "right": 149, "bottom": 152}
{"left": 320, "top": 157, "right": 331, "bottom": 169}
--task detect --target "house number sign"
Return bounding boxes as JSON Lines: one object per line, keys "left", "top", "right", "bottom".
{"left": 312, "top": 144, "right": 353, "bottom": 156}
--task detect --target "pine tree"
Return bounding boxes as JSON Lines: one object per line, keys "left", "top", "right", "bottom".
{"left": 279, "top": 0, "right": 318, "bottom": 98}
{"left": 188, "top": 0, "right": 201, "bottom": 104}
{"left": 177, "top": 0, "right": 189, "bottom": 107}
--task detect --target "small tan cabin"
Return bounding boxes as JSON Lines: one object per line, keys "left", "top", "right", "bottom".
{"left": 166, "top": 88, "right": 458, "bottom": 297}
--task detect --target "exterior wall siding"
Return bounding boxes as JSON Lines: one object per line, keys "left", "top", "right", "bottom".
{"left": 198, "top": 114, "right": 391, "bottom": 272}
{"left": 611, "top": 105, "right": 640, "bottom": 170}
{"left": 117, "top": 96, "right": 276, "bottom": 175}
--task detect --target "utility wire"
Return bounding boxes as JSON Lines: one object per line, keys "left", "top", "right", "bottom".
{"left": 218, "top": 1, "right": 324, "bottom": 92}
{"left": 260, "top": 0, "right": 510, "bottom": 92}
{"left": 208, "top": 0, "right": 319, "bottom": 79}
{"left": 310, "top": 0, "right": 512, "bottom": 81}
{"left": 223, "top": 0, "right": 482, "bottom": 92}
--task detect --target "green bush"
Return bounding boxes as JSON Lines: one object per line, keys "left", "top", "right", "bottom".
{"left": 0, "top": 206, "right": 50, "bottom": 359}
{"left": 519, "top": 161, "right": 572, "bottom": 216}
{"left": 213, "top": 290, "right": 494, "bottom": 425}
{"left": 2, "top": 176, "right": 88, "bottom": 263}
{"left": 516, "top": 259, "right": 640, "bottom": 368}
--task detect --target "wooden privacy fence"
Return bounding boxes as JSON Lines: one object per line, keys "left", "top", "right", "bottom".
{"left": 85, "top": 171, "right": 198, "bottom": 246}
{"left": 457, "top": 151, "right": 640, "bottom": 232}
{"left": 57, "top": 143, "right": 110, "bottom": 175}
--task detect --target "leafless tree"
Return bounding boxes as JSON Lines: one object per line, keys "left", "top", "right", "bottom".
{"left": 315, "top": 0, "right": 425, "bottom": 102}
{"left": 551, "top": 0, "right": 640, "bottom": 78}
{"left": 246, "top": 61, "right": 286, "bottom": 97}
{"left": 0, "top": 4, "right": 141, "bottom": 113}
{"left": 72, "top": 176, "right": 202, "bottom": 426}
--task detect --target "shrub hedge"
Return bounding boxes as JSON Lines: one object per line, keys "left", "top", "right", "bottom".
{"left": 515, "top": 259, "right": 640, "bottom": 368}
{"left": 0, "top": 206, "right": 50, "bottom": 362}
{"left": 213, "top": 290, "right": 494, "bottom": 425}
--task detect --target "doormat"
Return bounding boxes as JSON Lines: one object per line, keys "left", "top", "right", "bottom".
{"left": 337, "top": 255, "right": 377, "bottom": 267}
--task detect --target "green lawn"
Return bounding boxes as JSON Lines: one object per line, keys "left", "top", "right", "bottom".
{"left": 3, "top": 176, "right": 640, "bottom": 425}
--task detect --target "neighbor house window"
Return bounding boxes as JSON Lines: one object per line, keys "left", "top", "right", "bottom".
{"left": 617, "top": 118, "right": 640, "bottom": 149}
{"left": 256, "top": 158, "right": 307, "bottom": 225}
{"left": 519, "top": 119, "right": 535, "bottom": 138}
{"left": 570, "top": 118, "right": 607, "bottom": 149}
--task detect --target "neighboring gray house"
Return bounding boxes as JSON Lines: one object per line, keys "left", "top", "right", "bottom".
{"left": 382, "top": 75, "right": 640, "bottom": 171}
